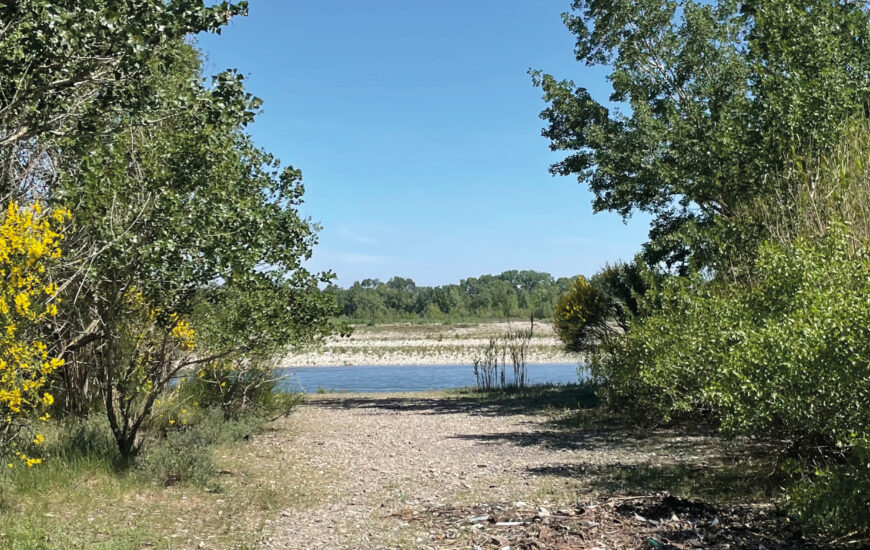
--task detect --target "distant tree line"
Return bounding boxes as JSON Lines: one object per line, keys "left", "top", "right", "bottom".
{"left": 325, "top": 271, "right": 577, "bottom": 322}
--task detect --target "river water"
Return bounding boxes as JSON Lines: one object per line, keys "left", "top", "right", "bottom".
{"left": 276, "top": 363, "right": 581, "bottom": 393}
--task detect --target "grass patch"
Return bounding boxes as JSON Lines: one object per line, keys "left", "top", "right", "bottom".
{"left": 0, "top": 407, "right": 315, "bottom": 549}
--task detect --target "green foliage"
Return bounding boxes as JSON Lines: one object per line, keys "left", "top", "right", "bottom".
{"left": 756, "top": 117, "right": 870, "bottom": 249}
{"left": 554, "top": 261, "right": 647, "bottom": 353}
{"left": 138, "top": 425, "right": 216, "bottom": 487}
{"left": 180, "top": 358, "right": 303, "bottom": 421}
{"left": 3, "top": 7, "right": 339, "bottom": 458}
{"left": 583, "top": 117, "right": 870, "bottom": 535}
{"left": 330, "top": 271, "right": 576, "bottom": 323}
{"left": 139, "top": 405, "right": 268, "bottom": 488}
{"left": 534, "top": 0, "right": 870, "bottom": 269}
{"left": 788, "top": 439, "right": 870, "bottom": 535}
{"left": 595, "top": 230, "right": 870, "bottom": 444}
{"left": 554, "top": 276, "right": 614, "bottom": 354}
{"left": 0, "top": 1, "right": 248, "bottom": 196}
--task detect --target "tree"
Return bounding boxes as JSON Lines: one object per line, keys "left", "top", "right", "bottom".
{"left": 0, "top": 1, "right": 249, "bottom": 199}
{"left": 533, "top": 0, "right": 870, "bottom": 270}
{"left": 48, "top": 41, "right": 337, "bottom": 459}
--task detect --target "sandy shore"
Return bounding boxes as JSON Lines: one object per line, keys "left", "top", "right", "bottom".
{"left": 279, "top": 321, "right": 579, "bottom": 367}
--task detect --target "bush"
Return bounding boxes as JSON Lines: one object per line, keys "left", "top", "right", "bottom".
{"left": 0, "top": 202, "right": 69, "bottom": 459}
{"left": 554, "top": 261, "right": 647, "bottom": 354}
{"left": 596, "top": 228, "right": 870, "bottom": 444}
{"left": 593, "top": 228, "right": 870, "bottom": 534}
{"left": 554, "top": 276, "right": 616, "bottom": 354}
{"left": 788, "top": 439, "right": 870, "bottom": 535}
{"left": 180, "top": 358, "right": 302, "bottom": 420}
{"left": 138, "top": 406, "right": 264, "bottom": 487}
{"left": 138, "top": 426, "right": 216, "bottom": 487}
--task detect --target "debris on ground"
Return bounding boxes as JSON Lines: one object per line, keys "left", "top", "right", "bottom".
{"left": 391, "top": 493, "right": 847, "bottom": 549}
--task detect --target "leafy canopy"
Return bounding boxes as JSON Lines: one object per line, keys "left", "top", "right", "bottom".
{"left": 534, "top": 0, "right": 870, "bottom": 269}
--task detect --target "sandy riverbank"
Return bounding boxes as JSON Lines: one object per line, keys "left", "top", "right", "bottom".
{"left": 279, "top": 321, "right": 579, "bottom": 367}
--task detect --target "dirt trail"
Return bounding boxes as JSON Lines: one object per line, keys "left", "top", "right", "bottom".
{"left": 254, "top": 392, "right": 793, "bottom": 550}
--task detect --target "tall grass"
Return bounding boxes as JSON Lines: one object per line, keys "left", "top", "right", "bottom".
{"left": 759, "top": 118, "right": 870, "bottom": 250}
{"left": 472, "top": 327, "right": 532, "bottom": 390}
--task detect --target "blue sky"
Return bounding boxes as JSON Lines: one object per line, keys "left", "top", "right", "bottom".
{"left": 197, "top": 0, "right": 651, "bottom": 286}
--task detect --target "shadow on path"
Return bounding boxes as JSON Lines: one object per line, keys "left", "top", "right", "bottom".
{"left": 308, "top": 384, "right": 598, "bottom": 417}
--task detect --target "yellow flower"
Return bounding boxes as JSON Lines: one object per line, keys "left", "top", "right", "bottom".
{"left": 0, "top": 201, "right": 67, "bottom": 440}
{"left": 13, "top": 292, "right": 30, "bottom": 315}
{"left": 170, "top": 319, "right": 195, "bottom": 350}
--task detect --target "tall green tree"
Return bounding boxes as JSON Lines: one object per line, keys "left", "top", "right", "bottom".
{"left": 52, "top": 43, "right": 336, "bottom": 458}
{"left": 534, "top": 0, "right": 870, "bottom": 270}
{"left": 2, "top": 3, "right": 339, "bottom": 458}
{"left": 0, "top": 1, "right": 248, "bottom": 199}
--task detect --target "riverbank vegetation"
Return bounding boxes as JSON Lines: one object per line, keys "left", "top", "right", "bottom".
{"left": 541, "top": 0, "right": 870, "bottom": 536}
{"left": 326, "top": 271, "right": 576, "bottom": 323}
{"left": 3, "top": 0, "right": 870, "bottom": 546}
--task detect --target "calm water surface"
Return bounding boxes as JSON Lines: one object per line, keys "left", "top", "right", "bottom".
{"left": 277, "top": 363, "right": 581, "bottom": 393}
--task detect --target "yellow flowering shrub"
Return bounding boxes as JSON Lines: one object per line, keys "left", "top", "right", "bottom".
{"left": 553, "top": 275, "right": 615, "bottom": 353}
{"left": 0, "top": 201, "right": 69, "bottom": 458}
{"left": 114, "top": 289, "right": 196, "bottom": 396}
{"left": 169, "top": 315, "right": 195, "bottom": 351}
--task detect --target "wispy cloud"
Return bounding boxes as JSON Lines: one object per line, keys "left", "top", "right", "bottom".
{"left": 347, "top": 234, "right": 378, "bottom": 245}
{"left": 337, "top": 226, "right": 380, "bottom": 245}
{"left": 554, "top": 236, "right": 594, "bottom": 245}
{"left": 336, "top": 252, "right": 384, "bottom": 264}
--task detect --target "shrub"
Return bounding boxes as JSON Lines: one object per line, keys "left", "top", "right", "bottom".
{"left": 596, "top": 228, "right": 870, "bottom": 445}
{"left": 554, "top": 276, "right": 614, "bottom": 354}
{"left": 180, "top": 359, "right": 302, "bottom": 420}
{"left": 0, "top": 202, "right": 69, "bottom": 462}
{"left": 138, "top": 426, "right": 216, "bottom": 487}
{"left": 555, "top": 275, "right": 629, "bottom": 355}
{"left": 554, "top": 261, "right": 647, "bottom": 355}
{"left": 788, "top": 438, "right": 870, "bottom": 535}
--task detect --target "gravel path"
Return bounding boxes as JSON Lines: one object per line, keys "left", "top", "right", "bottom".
{"left": 257, "top": 393, "right": 726, "bottom": 550}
